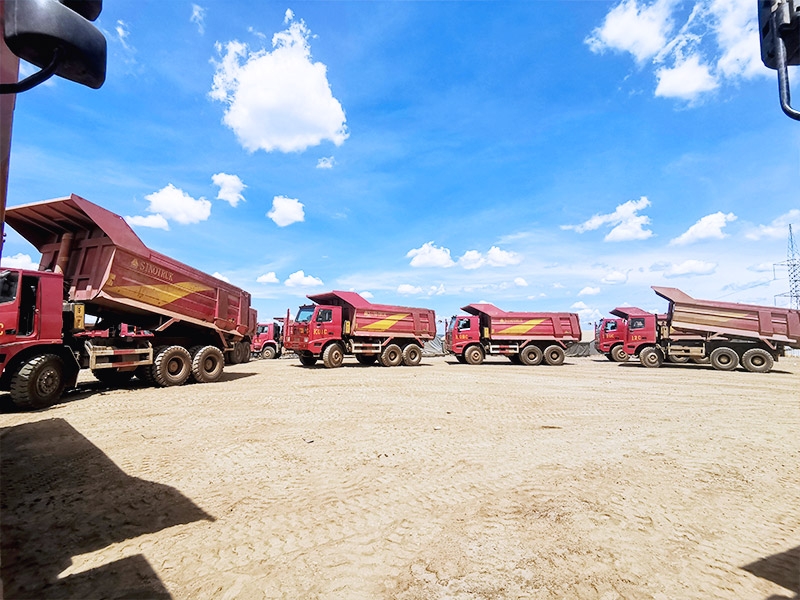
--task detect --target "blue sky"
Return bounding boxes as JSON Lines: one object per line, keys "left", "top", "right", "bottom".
{"left": 2, "top": 0, "right": 799, "bottom": 331}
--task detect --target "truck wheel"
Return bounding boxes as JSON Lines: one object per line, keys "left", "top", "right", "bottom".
{"left": 323, "top": 343, "right": 345, "bottom": 368}
{"left": 543, "top": 345, "right": 565, "bottom": 366}
{"left": 241, "top": 342, "right": 252, "bottom": 363}
{"left": 10, "top": 354, "right": 66, "bottom": 409}
{"left": 92, "top": 368, "right": 135, "bottom": 387}
{"left": 709, "top": 347, "right": 739, "bottom": 371}
{"left": 191, "top": 345, "right": 225, "bottom": 383}
{"left": 741, "top": 348, "right": 773, "bottom": 373}
{"left": 356, "top": 354, "right": 377, "bottom": 365}
{"left": 380, "top": 344, "right": 403, "bottom": 367}
{"left": 136, "top": 345, "right": 164, "bottom": 384}
{"left": 261, "top": 345, "right": 276, "bottom": 360}
{"left": 610, "top": 345, "right": 629, "bottom": 363}
{"left": 153, "top": 346, "right": 192, "bottom": 386}
{"left": 639, "top": 347, "right": 664, "bottom": 368}
{"left": 520, "top": 346, "right": 543, "bottom": 366}
{"left": 299, "top": 353, "right": 317, "bottom": 366}
{"left": 403, "top": 344, "right": 423, "bottom": 366}
{"left": 463, "top": 345, "right": 484, "bottom": 365}
{"left": 667, "top": 355, "right": 690, "bottom": 364}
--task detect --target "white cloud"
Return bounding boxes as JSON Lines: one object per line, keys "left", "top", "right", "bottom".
{"left": 486, "top": 246, "right": 521, "bottom": 267}
{"left": 407, "top": 242, "right": 455, "bottom": 268}
{"left": 210, "top": 15, "right": 348, "bottom": 153}
{"left": 602, "top": 270, "right": 629, "bottom": 284}
{"left": 191, "top": 4, "right": 206, "bottom": 34}
{"left": 115, "top": 20, "right": 132, "bottom": 51}
{"left": 257, "top": 272, "right": 279, "bottom": 284}
{"left": 745, "top": 209, "right": 800, "bottom": 240}
{"left": 144, "top": 184, "right": 211, "bottom": 225}
{"left": 562, "top": 196, "right": 653, "bottom": 242}
{"left": 579, "top": 286, "right": 601, "bottom": 296}
{"left": 397, "top": 284, "right": 423, "bottom": 295}
{"left": 212, "top": 272, "right": 230, "bottom": 282}
{"left": 267, "top": 196, "right": 305, "bottom": 227}
{"left": 585, "top": 0, "right": 674, "bottom": 63}
{"left": 670, "top": 211, "right": 737, "bottom": 245}
{"left": 458, "top": 250, "right": 485, "bottom": 270}
{"left": 212, "top": 173, "right": 246, "bottom": 207}
{"left": 571, "top": 301, "right": 589, "bottom": 310}
{"left": 360, "top": 290, "right": 374, "bottom": 299}
{"left": 124, "top": 214, "right": 170, "bottom": 230}
{"left": 655, "top": 55, "right": 719, "bottom": 100}
{"left": 284, "top": 270, "right": 323, "bottom": 287}
{"left": 316, "top": 156, "right": 335, "bottom": 169}
{"left": 652, "top": 259, "right": 717, "bottom": 277}
{"left": 747, "top": 262, "right": 774, "bottom": 273}
{"left": 710, "top": 0, "right": 765, "bottom": 80}
{"left": 1, "top": 253, "right": 39, "bottom": 270}
{"left": 514, "top": 277, "right": 528, "bottom": 287}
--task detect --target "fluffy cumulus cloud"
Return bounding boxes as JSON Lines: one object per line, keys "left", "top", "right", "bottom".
{"left": 407, "top": 242, "right": 455, "bottom": 268}
{"left": 652, "top": 259, "right": 717, "bottom": 277}
{"left": 0, "top": 253, "right": 39, "bottom": 270}
{"left": 570, "top": 301, "right": 604, "bottom": 323}
{"left": 212, "top": 272, "right": 230, "bottom": 282}
{"left": 670, "top": 211, "right": 737, "bottom": 245}
{"left": 514, "top": 277, "right": 528, "bottom": 287}
{"left": 126, "top": 184, "right": 211, "bottom": 229}
{"left": 562, "top": 196, "right": 653, "bottom": 242}
{"left": 212, "top": 173, "right": 246, "bottom": 207}
{"left": 210, "top": 13, "right": 348, "bottom": 153}
{"left": 586, "top": 0, "right": 768, "bottom": 103}
{"left": 316, "top": 156, "right": 335, "bottom": 169}
{"left": 579, "top": 286, "right": 601, "bottom": 296}
{"left": 284, "top": 270, "right": 323, "bottom": 287}
{"left": 397, "top": 284, "right": 423, "bottom": 295}
{"left": 257, "top": 271, "right": 279, "bottom": 284}
{"left": 267, "top": 196, "right": 305, "bottom": 227}
{"left": 457, "top": 246, "right": 521, "bottom": 269}
{"left": 602, "top": 270, "right": 629, "bottom": 284}
{"left": 124, "top": 214, "right": 170, "bottom": 231}
{"left": 745, "top": 209, "right": 800, "bottom": 240}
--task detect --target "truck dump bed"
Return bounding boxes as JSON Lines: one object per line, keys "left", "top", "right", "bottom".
{"left": 652, "top": 287, "right": 800, "bottom": 347}
{"left": 307, "top": 291, "right": 436, "bottom": 340}
{"left": 462, "top": 303, "right": 581, "bottom": 342}
{"left": 5, "top": 194, "right": 254, "bottom": 337}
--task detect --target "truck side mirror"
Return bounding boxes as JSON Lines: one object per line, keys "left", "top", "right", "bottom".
{"left": 759, "top": 0, "right": 800, "bottom": 120}
{"left": 2, "top": 0, "right": 106, "bottom": 93}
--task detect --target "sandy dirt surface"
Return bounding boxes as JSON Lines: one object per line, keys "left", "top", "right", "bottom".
{"left": 1, "top": 353, "right": 798, "bottom": 599}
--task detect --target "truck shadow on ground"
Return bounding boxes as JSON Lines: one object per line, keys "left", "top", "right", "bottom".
{"left": 0, "top": 418, "right": 215, "bottom": 599}
{"left": 742, "top": 545, "right": 800, "bottom": 600}
{"left": 615, "top": 362, "right": 794, "bottom": 375}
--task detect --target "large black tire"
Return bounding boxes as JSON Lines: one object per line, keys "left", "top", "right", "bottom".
{"left": 299, "top": 353, "right": 317, "bottom": 366}
{"left": 380, "top": 344, "right": 403, "bottom": 367}
{"left": 610, "top": 345, "right": 629, "bottom": 363}
{"left": 10, "top": 354, "right": 65, "bottom": 409}
{"left": 261, "top": 345, "right": 276, "bottom": 360}
{"left": 241, "top": 342, "right": 251, "bottom": 363}
{"left": 92, "top": 368, "right": 135, "bottom": 387}
{"left": 667, "top": 355, "right": 690, "bottom": 364}
{"left": 153, "top": 345, "right": 192, "bottom": 387}
{"left": 191, "top": 345, "right": 225, "bottom": 383}
{"left": 137, "top": 345, "right": 166, "bottom": 384}
{"left": 639, "top": 346, "right": 664, "bottom": 368}
{"left": 322, "top": 343, "right": 344, "bottom": 368}
{"left": 355, "top": 354, "right": 377, "bottom": 365}
{"left": 463, "top": 345, "right": 484, "bottom": 365}
{"left": 402, "top": 344, "right": 423, "bottom": 366}
{"left": 741, "top": 348, "right": 773, "bottom": 373}
{"left": 543, "top": 345, "right": 566, "bottom": 366}
{"left": 520, "top": 345, "right": 543, "bottom": 366}
{"left": 709, "top": 347, "right": 739, "bottom": 371}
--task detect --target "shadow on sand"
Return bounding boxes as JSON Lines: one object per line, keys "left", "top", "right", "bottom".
{"left": 742, "top": 545, "right": 800, "bottom": 600}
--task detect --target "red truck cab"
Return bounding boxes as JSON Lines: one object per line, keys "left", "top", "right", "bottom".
{"left": 251, "top": 321, "right": 283, "bottom": 359}
{"left": 285, "top": 304, "right": 344, "bottom": 365}
{"left": 594, "top": 317, "right": 629, "bottom": 362}
{"left": 445, "top": 315, "right": 478, "bottom": 357}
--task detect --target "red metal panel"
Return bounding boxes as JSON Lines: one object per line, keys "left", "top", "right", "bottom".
{"left": 461, "top": 303, "right": 580, "bottom": 341}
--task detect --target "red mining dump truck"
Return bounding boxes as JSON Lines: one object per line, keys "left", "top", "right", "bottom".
{"left": 284, "top": 291, "right": 436, "bottom": 368}
{"left": 608, "top": 286, "right": 800, "bottom": 373}
{"left": 444, "top": 303, "right": 581, "bottom": 366}
{"left": 594, "top": 316, "right": 630, "bottom": 362}
{"left": 252, "top": 320, "right": 283, "bottom": 359}
{"left": 0, "top": 194, "right": 256, "bottom": 408}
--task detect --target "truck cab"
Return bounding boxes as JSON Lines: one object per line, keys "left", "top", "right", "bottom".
{"left": 444, "top": 315, "right": 479, "bottom": 356}
{"left": 595, "top": 317, "right": 629, "bottom": 362}
{"left": 251, "top": 321, "right": 283, "bottom": 359}
{"left": 608, "top": 308, "right": 658, "bottom": 357}
{"left": 284, "top": 304, "right": 344, "bottom": 363}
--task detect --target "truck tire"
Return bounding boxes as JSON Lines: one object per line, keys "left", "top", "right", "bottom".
{"left": 639, "top": 346, "right": 664, "bottom": 368}
{"left": 299, "top": 353, "right": 317, "bottom": 366}
{"left": 543, "top": 345, "right": 565, "bottom": 366}
{"left": 464, "top": 345, "right": 484, "bottom": 365}
{"left": 356, "top": 354, "right": 377, "bottom": 365}
{"left": 261, "top": 345, "right": 276, "bottom": 360}
{"left": 153, "top": 345, "right": 192, "bottom": 387}
{"left": 741, "top": 348, "right": 773, "bottom": 373}
{"left": 10, "top": 354, "right": 66, "bottom": 409}
{"left": 667, "top": 355, "right": 690, "bottom": 364}
{"left": 520, "top": 345, "right": 543, "bottom": 366}
{"left": 610, "top": 345, "right": 629, "bottom": 363}
{"left": 380, "top": 344, "right": 403, "bottom": 367}
{"left": 709, "top": 347, "right": 739, "bottom": 371}
{"left": 323, "top": 343, "right": 345, "bottom": 368}
{"left": 92, "top": 368, "right": 135, "bottom": 387}
{"left": 191, "top": 345, "right": 225, "bottom": 383}
{"left": 402, "top": 344, "right": 423, "bottom": 366}
{"left": 137, "top": 345, "right": 165, "bottom": 384}
{"left": 241, "top": 342, "right": 252, "bottom": 363}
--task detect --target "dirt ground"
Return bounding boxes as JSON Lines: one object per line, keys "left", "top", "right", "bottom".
{"left": 1, "top": 353, "right": 798, "bottom": 600}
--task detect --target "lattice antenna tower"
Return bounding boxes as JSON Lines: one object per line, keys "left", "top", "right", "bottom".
{"left": 774, "top": 224, "right": 800, "bottom": 309}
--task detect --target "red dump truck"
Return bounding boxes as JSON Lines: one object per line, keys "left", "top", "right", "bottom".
{"left": 283, "top": 291, "right": 436, "bottom": 368}
{"left": 0, "top": 194, "right": 256, "bottom": 408}
{"left": 444, "top": 303, "right": 581, "bottom": 365}
{"left": 251, "top": 320, "right": 283, "bottom": 359}
{"left": 608, "top": 286, "right": 800, "bottom": 372}
{"left": 594, "top": 316, "right": 630, "bottom": 362}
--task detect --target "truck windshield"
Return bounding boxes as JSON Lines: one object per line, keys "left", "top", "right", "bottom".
{"left": 296, "top": 307, "right": 315, "bottom": 323}
{"left": 257, "top": 325, "right": 269, "bottom": 334}
{"left": 447, "top": 317, "right": 457, "bottom": 332}
{"left": 0, "top": 271, "right": 19, "bottom": 304}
